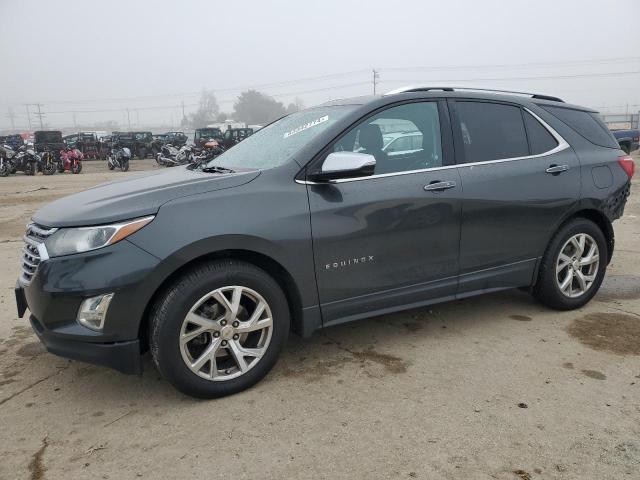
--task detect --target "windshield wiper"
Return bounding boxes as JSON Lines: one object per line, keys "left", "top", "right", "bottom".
{"left": 200, "top": 165, "right": 235, "bottom": 174}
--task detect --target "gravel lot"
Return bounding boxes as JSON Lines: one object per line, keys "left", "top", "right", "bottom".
{"left": 0, "top": 157, "right": 639, "bottom": 480}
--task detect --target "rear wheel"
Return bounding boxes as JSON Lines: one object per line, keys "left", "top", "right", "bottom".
{"left": 150, "top": 260, "right": 290, "bottom": 398}
{"left": 533, "top": 218, "right": 607, "bottom": 310}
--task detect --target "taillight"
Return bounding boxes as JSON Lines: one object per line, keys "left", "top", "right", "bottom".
{"left": 618, "top": 155, "right": 635, "bottom": 178}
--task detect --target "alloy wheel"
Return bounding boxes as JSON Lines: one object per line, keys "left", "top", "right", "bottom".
{"left": 179, "top": 286, "right": 273, "bottom": 381}
{"left": 555, "top": 233, "right": 600, "bottom": 298}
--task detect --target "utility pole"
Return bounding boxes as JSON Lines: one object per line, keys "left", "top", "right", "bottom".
{"left": 24, "top": 104, "right": 32, "bottom": 130}
{"left": 72, "top": 112, "right": 77, "bottom": 128}
{"left": 33, "top": 103, "right": 45, "bottom": 130}
{"left": 126, "top": 108, "right": 131, "bottom": 129}
{"left": 372, "top": 69, "right": 380, "bottom": 95}
{"left": 6, "top": 107, "right": 16, "bottom": 130}
{"left": 181, "top": 101, "right": 185, "bottom": 120}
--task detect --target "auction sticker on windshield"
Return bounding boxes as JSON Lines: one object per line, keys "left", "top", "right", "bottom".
{"left": 283, "top": 115, "right": 329, "bottom": 139}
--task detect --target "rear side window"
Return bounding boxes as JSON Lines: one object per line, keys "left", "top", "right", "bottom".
{"left": 541, "top": 105, "right": 619, "bottom": 149}
{"left": 523, "top": 111, "right": 558, "bottom": 154}
{"left": 455, "top": 102, "right": 529, "bottom": 163}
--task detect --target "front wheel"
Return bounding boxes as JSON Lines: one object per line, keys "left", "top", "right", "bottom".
{"left": 24, "top": 162, "right": 35, "bottom": 176}
{"left": 150, "top": 260, "right": 290, "bottom": 399}
{"left": 121, "top": 159, "right": 129, "bottom": 172}
{"left": 72, "top": 162, "right": 82, "bottom": 174}
{"left": 533, "top": 218, "right": 607, "bottom": 310}
{"left": 0, "top": 162, "right": 9, "bottom": 177}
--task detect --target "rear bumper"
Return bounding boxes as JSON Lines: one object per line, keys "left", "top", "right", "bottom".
{"left": 29, "top": 314, "right": 143, "bottom": 374}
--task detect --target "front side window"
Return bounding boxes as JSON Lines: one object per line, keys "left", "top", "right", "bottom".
{"left": 331, "top": 102, "right": 442, "bottom": 175}
{"left": 456, "top": 101, "right": 529, "bottom": 163}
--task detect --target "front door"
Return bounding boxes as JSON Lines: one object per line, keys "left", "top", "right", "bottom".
{"left": 307, "top": 100, "right": 463, "bottom": 325}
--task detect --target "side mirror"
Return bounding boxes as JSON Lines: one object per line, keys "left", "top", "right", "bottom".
{"left": 308, "top": 152, "right": 376, "bottom": 182}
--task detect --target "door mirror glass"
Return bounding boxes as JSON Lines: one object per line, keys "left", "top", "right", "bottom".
{"left": 310, "top": 151, "right": 376, "bottom": 181}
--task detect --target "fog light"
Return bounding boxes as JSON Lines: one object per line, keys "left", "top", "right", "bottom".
{"left": 77, "top": 293, "right": 114, "bottom": 331}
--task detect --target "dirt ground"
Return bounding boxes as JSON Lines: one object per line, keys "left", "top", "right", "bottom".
{"left": 0, "top": 157, "right": 639, "bottom": 480}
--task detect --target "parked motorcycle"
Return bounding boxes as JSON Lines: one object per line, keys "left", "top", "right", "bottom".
{"left": 12, "top": 145, "right": 42, "bottom": 176}
{"left": 0, "top": 144, "right": 16, "bottom": 177}
{"left": 107, "top": 147, "right": 131, "bottom": 172}
{"left": 37, "top": 147, "right": 58, "bottom": 176}
{"left": 155, "top": 144, "right": 193, "bottom": 167}
{"left": 58, "top": 147, "right": 83, "bottom": 174}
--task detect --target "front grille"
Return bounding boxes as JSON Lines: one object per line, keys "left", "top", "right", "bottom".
{"left": 20, "top": 223, "right": 57, "bottom": 285}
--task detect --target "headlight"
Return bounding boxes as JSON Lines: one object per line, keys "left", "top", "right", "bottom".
{"left": 45, "top": 216, "right": 154, "bottom": 257}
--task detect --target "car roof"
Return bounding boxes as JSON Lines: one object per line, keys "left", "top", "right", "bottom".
{"left": 325, "top": 88, "right": 597, "bottom": 113}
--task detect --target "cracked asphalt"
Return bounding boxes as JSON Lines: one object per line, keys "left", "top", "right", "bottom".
{"left": 0, "top": 157, "right": 639, "bottom": 480}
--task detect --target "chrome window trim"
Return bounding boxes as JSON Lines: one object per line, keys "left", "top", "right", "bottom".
{"left": 296, "top": 107, "right": 568, "bottom": 185}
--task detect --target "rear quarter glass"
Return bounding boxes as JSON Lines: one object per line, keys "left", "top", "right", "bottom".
{"left": 541, "top": 105, "right": 619, "bottom": 149}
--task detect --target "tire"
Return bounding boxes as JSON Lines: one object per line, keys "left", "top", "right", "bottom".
{"left": 72, "top": 162, "right": 82, "bottom": 174}
{"left": 107, "top": 157, "right": 115, "bottom": 170}
{"left": 121, "top": 159, "right": 129, "bottom": 172}
{"left": 533, "top": 218, "right": 607, "bottom": 310}
{"left": 150, "top": 259, "right": 290, "bottom": 398}
{"left": 24, "top": 162, "right": 35, "bottom": 176}
{"left": 42, "top": 159, "right": 56, "bottom": 176}
{"left": 57, "top": 161, "right": 65, "bottom": 173}
{"left": 0, "top": 163, "right": 8, "bottom": 177}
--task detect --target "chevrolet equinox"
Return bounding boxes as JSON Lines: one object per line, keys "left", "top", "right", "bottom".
{"left": 15, "top": 87, "right": 634, "bottom": 398}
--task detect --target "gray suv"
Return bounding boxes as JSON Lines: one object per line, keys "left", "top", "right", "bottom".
{"left": 15, "top": 87, "right": 634, "bottom": 398}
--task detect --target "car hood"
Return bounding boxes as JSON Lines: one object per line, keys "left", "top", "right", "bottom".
{"left": 33, "top": 167, "right": 260, "bottom": 227}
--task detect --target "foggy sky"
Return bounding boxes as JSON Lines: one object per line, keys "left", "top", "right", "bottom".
{"left": 0, "top": 0, "right": 638, "bottom": 130}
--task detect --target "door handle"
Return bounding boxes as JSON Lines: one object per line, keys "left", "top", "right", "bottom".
{"left": 545, "top": 164, "right": 569, "bottom": 175}
{"left": 424, "top": 180, "right": 457, "bottom": 192}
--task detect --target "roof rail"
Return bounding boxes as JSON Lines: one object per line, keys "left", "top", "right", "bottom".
{"left": 384, "top": 85, "right": 564, "bottom": 103}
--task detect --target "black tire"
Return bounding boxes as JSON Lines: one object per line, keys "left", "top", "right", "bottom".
{"left": 72, "top": 162, "right": 82, "bottom": 174}
{"left": 107, "top": 157, "right": 115, "bottom": 170}
{"left": 24, "top": 162, "right": 35, "bottom": 176}
{"left": 150, "top": 260, "right": 290, "bottom": 398}
{"left": 533, "top": 218, "right": 607, "bottom": 310}
{"left": 42, "top": 160, "right": 56, "bottom": 176}
{"left": 121, "top": 159, "right": 129, "bottom": 172}
{"left": 0, "top": 163, "right": 8, "bottom": 177}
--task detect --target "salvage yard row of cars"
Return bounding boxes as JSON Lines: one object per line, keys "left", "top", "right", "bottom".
{"left": 0, "top": 126, "right": 256, "bottom": 177}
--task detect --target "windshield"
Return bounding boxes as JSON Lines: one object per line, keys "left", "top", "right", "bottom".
{"left": 206, "top": 105, "right": 355, "bottom": 170}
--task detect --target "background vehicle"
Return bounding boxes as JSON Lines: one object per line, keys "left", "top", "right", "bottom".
{"left": 612, "top": 128, "right": 639, "bottom": 154}
{"left": 222, "top": 127, "right": 253, "bottom": 148}
{"left": 155, "top": 143, "right": 193, "bottom": 167}
{"left": 194, "top": 127, "right": 224, "bottom": 150}
{"left": 133, "top": 131, "right": 154, "bottom": 159}
{"left": 107, "top": 147, "right": 131, "bottom": 171}
{"left": 34, "top": 130, "right": 65, "bottom": 160}
{"left": 162, "top": 131, "right": 188, "bottom": 147}
{"left": 15, "top": 87, "right": 634, "bottom": 399}
{"left": 58, "top": 146, "right": 83, "bottom": 174}
{"left": 0, "top": 134, "right": 25, "bottom": 150}
{"left": 0, "top": 144, "right": 16, "bottom": 176}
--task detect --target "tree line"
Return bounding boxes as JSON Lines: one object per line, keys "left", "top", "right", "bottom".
{"left": 184, "top": 90, "right": 304, "bottom": 128}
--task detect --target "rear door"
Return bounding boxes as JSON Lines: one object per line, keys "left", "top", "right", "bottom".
{"left": 449, "top": 99, "right": 580, "bottom": 294}
{"left": 307, "top": 100, "right": 463, "bottom": 325}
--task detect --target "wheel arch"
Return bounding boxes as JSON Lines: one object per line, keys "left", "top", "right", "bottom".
{"left": 552, "top": 208, "right": 614, "bottom": 263}
{"left": 138, "top": 249, "right": 305, "bottom": 351}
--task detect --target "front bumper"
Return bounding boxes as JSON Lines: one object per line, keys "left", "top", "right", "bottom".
{"left": 15, "top": 238, "right": 162, "bottom": 374}
{"left": 29, "top": 314, "right": 142, "bottom": 374}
